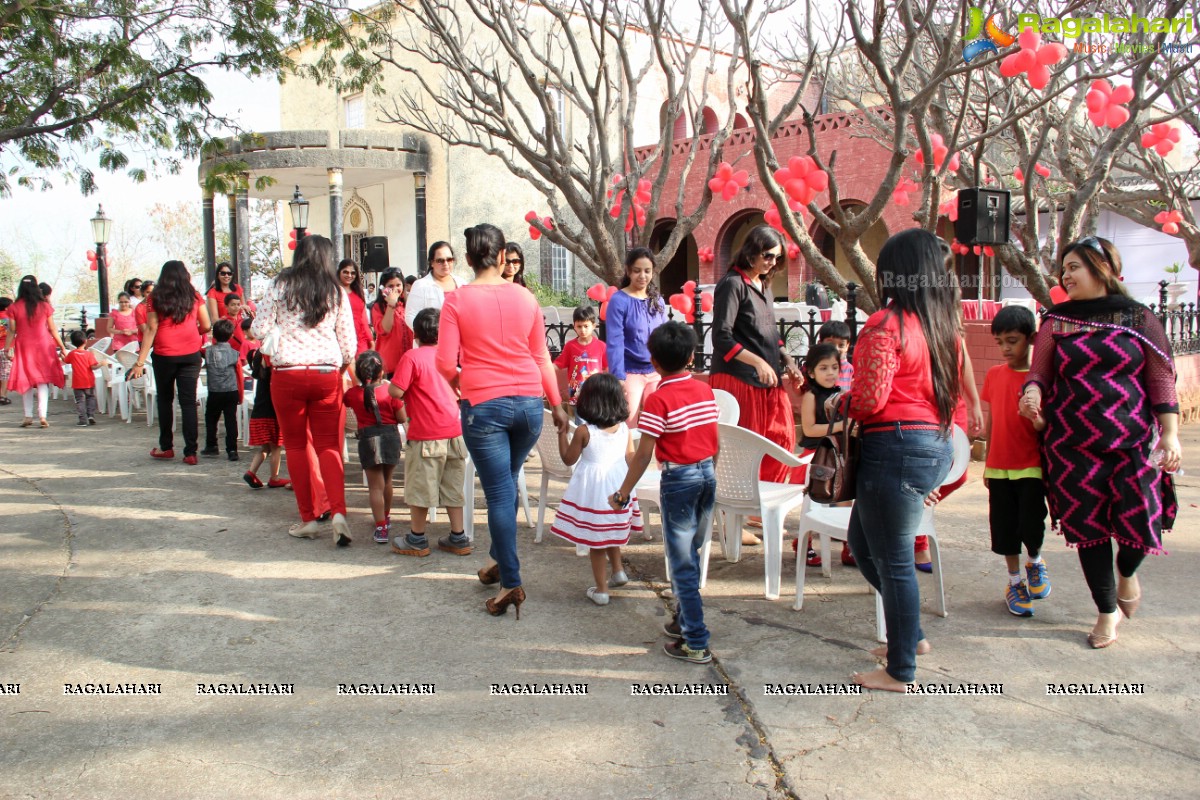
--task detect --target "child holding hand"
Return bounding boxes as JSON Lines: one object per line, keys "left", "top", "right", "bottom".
{"left": 344, "top": 350, "right": 406, "bottom": 545}
{"left": 550, "top": 372, "right": 640, "bottom": 605}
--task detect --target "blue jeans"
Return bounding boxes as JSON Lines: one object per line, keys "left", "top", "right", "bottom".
{"left": 460, "top": 396, "right": 543, "bottom": 589}
{"left": 660, "top": 458, "right": 716, "bottom": 651}
{"left": 846, "top": 427, "right": 951, "bottom": 682}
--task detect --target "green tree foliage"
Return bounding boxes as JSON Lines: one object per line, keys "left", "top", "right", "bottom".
{"left": 0, "top": 1, "right": 351, "bottom": 196}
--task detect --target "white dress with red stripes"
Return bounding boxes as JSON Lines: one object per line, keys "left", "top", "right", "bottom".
{"left": 550, "top": 423, "right": 642, "bottom": 549}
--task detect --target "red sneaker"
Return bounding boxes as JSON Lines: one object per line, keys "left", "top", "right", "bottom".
{"left": 150, "top": 448, "right": 175, "bottom": 459}
{"left": 183, "top": 455, "right": 198, "bottom": 465}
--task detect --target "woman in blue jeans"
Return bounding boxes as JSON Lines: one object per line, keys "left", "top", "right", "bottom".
{"left": 845, "top": 229, "right": 961, "bottom": 691}
{"left": 438, "top": 224, "right": 569, "bottom": 618}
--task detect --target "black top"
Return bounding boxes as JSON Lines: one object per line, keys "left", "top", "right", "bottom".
{"left": 799, "top": 383, "right": 839, "bottom": 449}
{"left": 249, "top": 350, "right": 275, "bottom": 419}
{"left": 710, "top": 267, "right": 784, "bottom": 388}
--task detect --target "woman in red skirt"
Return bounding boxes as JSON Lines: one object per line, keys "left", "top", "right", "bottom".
{"left": 710, "top": 225, "right": 804, "bottom": 494}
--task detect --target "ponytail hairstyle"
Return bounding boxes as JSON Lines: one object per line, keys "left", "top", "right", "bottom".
{"left": 874, "top": 229, "right": 962, "bottom": 430}
{"left": 355, "top": 350, "right": 386, "bottom": 425}
{"left": 463, "top": 224, "right": 505, "bottom": 272}
{"left": 619, "top": 246, "right": 664, "bottom": 316}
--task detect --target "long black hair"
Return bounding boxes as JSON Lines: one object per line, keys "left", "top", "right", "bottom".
{"left": 463, "top": 225, "right": 505, "bottom": 272}
{"left": 503, "top": 241, "right": 527, "bottom": 287}
{"left": 875, "top": 228, "right": 961, "bottom": 430}
{"left": 208, "top": 261, "right": 239, "bottom": 294}
{"left": 619, "top": 246, "right": 664, "bottom": 315}
{"left": 355, "top": 350, "right": 386, "bottom": 425}
{"left": 373, "top": 267, "right": 406, "bottom": 314}
{"left": 276, "top": 235, "right": 340, "bottom": 328}
{"left": 151, "top": 261, "right": 197, "bottom": 324}
{"left": 731, "top": 225, "right": 787, "bottom": 282}
{"left": 338, "top": 258, "right": 366, "bottom": 301}
{"left": 15, "top": 275, "right": 45, "bottom": 319}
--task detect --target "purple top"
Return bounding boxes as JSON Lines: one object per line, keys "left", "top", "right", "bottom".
{"left": 605, "top": 289, "right": 666, "bottom": 379}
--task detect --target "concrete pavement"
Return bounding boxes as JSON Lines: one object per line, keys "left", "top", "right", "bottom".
{"left": 1, "top": 397, "right": 1198, "bottom": 799}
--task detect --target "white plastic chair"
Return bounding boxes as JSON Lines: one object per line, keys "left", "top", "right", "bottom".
{"left": 462, "top": 453, "right": 532, "bottom": 540}
{"left": 793, "top": 426, "right": 970, "bottom": 642}
{"left": 711, "top": 389, "right": 740, "bottom": 425}
{"left": 533, "top": 408, "right": 575, "bottom": 543}
{"left": 88, "top": 343, "right": 112, "bottom": 415}
{"left": 713, "top": 422, "right": 807, "bottom": 600}
{"left": 106, "top": 343, "right": 140, "bottom": 422}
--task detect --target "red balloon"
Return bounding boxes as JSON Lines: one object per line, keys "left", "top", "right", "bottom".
{"left": 700, "top": 292, "right": 714, "bottom": 313}
{"left": 599, "top": 300, "right": 609, "bottom": 321}
{"left": 682, "top": 280, "right": 697, "bottom": 294}
{"left": 586, "top": 283, "right": 608, "bottom": 302}
{"left": 1049, "top": 285, "right": 1069, "bottom": 304}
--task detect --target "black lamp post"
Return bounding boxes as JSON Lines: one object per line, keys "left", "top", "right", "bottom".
{"left": 90, "top": 204, "right": 113, "bottom": 316}
{"left": 288, "top": 185, "right": 309, "bottom": 243}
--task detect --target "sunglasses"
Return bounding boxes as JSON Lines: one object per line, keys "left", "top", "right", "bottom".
{"left": 506, "top": 259, "right": 523, "bottom": 266}
{"left": 759, "top": 252, "right": 781, "bottom": 262}
{"left": 340, "top": 269, "right": 357, "bottom": 275}
{"left": 131, "top": 283, "right": 142, "bottom": 289}
{"left": 218, "top": 271, "right": 233, "bottom": 277}
{"left": 433, "top": 257, "right": 455, "bottom": 265}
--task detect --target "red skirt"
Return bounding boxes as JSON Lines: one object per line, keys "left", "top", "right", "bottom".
{"left": 248, "top": 418, "right": 281, "bottom": 447}
{"left": 709, "top": 373, "right": 801, "bottom": 484}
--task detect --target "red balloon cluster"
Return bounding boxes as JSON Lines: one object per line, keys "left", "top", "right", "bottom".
{"left": 708, "top": 162, "right": 750, "bottom": 201}
{"left": 667, "top": 281, "right": 713, "bottom": 324}
{"left": 773, "top": 156, "right": 829, "bottom": 207}
{"left": 1013, "top": 163, "right": 1051, "bottom": 183}
{"left": 1142, "top": 123, "right": 1181, "bottom": 157}
{"left": 787, "top": 241, "right": 800, "bottom": 260}
{"left": 892, "top": 177, "right": 920, "bottom": 206}
{"left": 914, "top": 134, "right": 960, "bottom": 173}
{"left": 1156, "top": 209, "right": 1184, "bottom": 235}
{"left": 608, "top": 174, "right": 653, "bottom": 232}
{"left": 586, "top": 283, "right": 619, "bottom": 320}
{"left": 524, "top": 210, "right": 554, "bottom": 240}
{"left": 949, "top": 240, "right": 995, "bottom": 257}
{"left": 1086, "top": 80, "right": 1133, "bottom": 129}
{"left": 999, "top": 29, "right": 1068, "bottom": 91}
{"left": 938, "top": 192, "right": 959, "bottom": 222}
{"left": 698, "top": 246, "right": 715, "bottom": 264}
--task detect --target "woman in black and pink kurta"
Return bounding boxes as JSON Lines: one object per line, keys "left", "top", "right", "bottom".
{"left": 1021, "top": 236, "right": 1181, "bottom": 650}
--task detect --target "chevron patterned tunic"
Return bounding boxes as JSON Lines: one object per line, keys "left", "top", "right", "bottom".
{"left": 1025, "top": 299, "right": 1179, "bottom": 555}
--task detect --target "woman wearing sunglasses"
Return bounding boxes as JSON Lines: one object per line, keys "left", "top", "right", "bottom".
{"left": 338, "top": 258, "right": 374, "bottom": 355}
{"left": 205, "top": 262, "right": 244, "bottom": 326}
{"left": 1020, "top": 236, "right": 1181, "bottom": 650}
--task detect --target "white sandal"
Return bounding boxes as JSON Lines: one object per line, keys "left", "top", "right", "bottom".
{"left": 586, "top": 587, "right": 610, "bottom": 606}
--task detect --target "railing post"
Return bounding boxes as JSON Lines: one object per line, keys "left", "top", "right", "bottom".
{"left": 1158, "top": 280, "right": 1170, "bottom": 329}
{"left": 846, "top": 282, "right": 859, "bottom": 354}
{"left": 807, "top": 308, "right": 819, "bottom": 350}
{"left": 693, "top": 281, "right": 705, "bottom": 371}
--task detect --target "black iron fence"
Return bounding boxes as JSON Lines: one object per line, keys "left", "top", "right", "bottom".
{"left": 1151, "top": 280, "right": 1200, "bottom": 356}
{"left": 546, "top": 283, "right": 863, "bottom": 373}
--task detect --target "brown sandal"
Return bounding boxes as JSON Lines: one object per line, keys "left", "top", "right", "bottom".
{"left": 39, "top": 418, "right": 49, "bottom": 428}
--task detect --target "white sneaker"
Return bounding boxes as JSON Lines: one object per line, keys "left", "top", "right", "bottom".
{"left": 609, "top": 570, "right": 629, "bottom": 587}
{"left": 586, "top": 587, "right": 610, "bottom": 606}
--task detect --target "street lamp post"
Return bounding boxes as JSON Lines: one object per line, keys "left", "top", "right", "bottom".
{"left": 288, "top": 185, "right": 309, "bottom": 244}
{"left": 90, "top": 204, "right": 113, "bottom": 316}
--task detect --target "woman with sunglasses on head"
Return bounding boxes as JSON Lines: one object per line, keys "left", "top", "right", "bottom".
{"left": 338, "top": 258, "right": 374, "bottom": 355}
{"left": 406, "top": 241, "right": 463, "bottom": 331}
{"left": 205, "top": 262, "right": 244, "bottom": 327}
{"left": 372, "top": 267, "right": 414, "bottom": 376}
{"left": 1020, "top": 236, "right": 1181, "bottom": 650}
{"left": 502, "top": 242, "right": 527, "bottom": 287}
{"left": 711, "top": 225, "right": 804, "bottom": 486}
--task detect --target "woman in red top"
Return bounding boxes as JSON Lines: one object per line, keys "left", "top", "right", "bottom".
{"left": 108, "top": 292, "right": 140, "bottom": 353}
{"left": 437, "top": 223, "right": 569, "bottom": 619}
{"left": 130, "top": 261, "right": 212, "bottom": 463}
{"left": 844, "top": 229, "right": 961, "bottom": 692}
{"left": 4, "top": 275, "right": 66, "bottom": 427}
{"left": 371, "top": 267, "right": 413, "bottom": 375}
{"left": 338, "top": 258, "right": 374, "bottom": 355}
{"left": 205, "top": 262, "right": 244, "bottom": 325}
{"left": 134, "top": 280, "right": 155, "bottom": 341}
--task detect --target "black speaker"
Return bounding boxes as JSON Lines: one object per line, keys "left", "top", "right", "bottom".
{"left": 361, "top": 236, "right": 390, "bottom": 272}
{"left": 955, "top": 188, "right": 1010, "bottom": 245}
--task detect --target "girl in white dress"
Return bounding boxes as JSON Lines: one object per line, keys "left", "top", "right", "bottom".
{"left": 551, "top": 373, "right": 642, "bottom": 605}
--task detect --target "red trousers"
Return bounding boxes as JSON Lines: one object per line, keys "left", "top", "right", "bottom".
{"left": 272, "top": 369, "right": 346, "bottom": 520}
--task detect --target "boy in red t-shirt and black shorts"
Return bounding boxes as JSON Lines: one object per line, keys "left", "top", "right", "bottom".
{"left": 982, "top": 305, "right": 1049, "bottom": 617}
{"left": 612, "top": 322, "right": 719, "bottom": 664}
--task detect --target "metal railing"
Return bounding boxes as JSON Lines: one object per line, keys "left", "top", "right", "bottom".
{"left": 546, "top": 282, "right": 862, "bottom": 372}
{"left": 1152, "top": 280, "right": 1200, "bottom": 356}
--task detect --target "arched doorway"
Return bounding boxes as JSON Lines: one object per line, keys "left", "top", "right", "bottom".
{"left": 700, "top": 107, "right": 719, "bottom": 135}
{"left": 716, "top": 211, "right": 791, "bottom": 300}
{"left": 650, "top": 220, "right": 696, "bottom": 298}
{"left": 659, "top": 102, "right": 689, "bottom": 140}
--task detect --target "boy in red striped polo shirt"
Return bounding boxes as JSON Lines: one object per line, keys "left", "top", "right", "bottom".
{"left": 611, "top": 321, "right": 719, "bottom": 664}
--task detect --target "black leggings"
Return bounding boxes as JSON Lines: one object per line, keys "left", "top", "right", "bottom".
{"left": 152, "top": 351, "right": 202, "bottom": 457}
{"left": 1077, "top": 540, "right": 1146, "bottom": 614}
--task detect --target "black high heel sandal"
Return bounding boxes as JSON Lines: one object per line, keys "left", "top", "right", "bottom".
{"left": 485, "top": 586, "right": 526, "bottom": 620}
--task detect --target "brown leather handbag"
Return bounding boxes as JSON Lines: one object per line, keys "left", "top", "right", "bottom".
{"left": 807, "top": 394, "right": 859, "bottom": 504}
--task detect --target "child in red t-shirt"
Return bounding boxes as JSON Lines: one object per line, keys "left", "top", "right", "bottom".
{"left": 344, "top": 350, "right": 407, "bottom": 545}
{"left": 62, "top": 330, "right": 99, "bottom": 426}
{"left": 612, "top": 322, "right": 719, "bottom": 664}
{"left": 981, "top": 306, "right": 1049, "bottom": 618}
{"left": 388, "top": 307, "right": 468, "bottom": 558}
{"left": 554, "top": 305, "right": 607, "bottom": 413}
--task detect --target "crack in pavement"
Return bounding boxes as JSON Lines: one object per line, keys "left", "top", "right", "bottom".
{"left": 0, "top": 468, "right": 76, "bottom": 653}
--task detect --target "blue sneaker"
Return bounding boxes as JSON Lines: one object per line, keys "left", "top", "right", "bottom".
{"left": 1005, "top": 581, "right": 1034, "bottom": 617}
{"left": 1026, "top": 561, "right": 1051, "bottom": 599}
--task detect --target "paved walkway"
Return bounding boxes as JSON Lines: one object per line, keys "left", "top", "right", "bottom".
{"left": 1, "top": 398, "right": 1198, "bottom": 799}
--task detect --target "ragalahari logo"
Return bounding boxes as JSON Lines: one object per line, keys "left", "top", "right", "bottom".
{"left": 963, "top": 7, "right": 1016, "bottom": 62}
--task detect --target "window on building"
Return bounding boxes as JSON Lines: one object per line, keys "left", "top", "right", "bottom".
{"left": 543, "top": 86, "right": 567, "bottom": 141}
{"left": 551, "top": 243, "right": 571, "bottom": 293}
{"left": 344, "top": 94, "right": 365, "bottom": 129}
